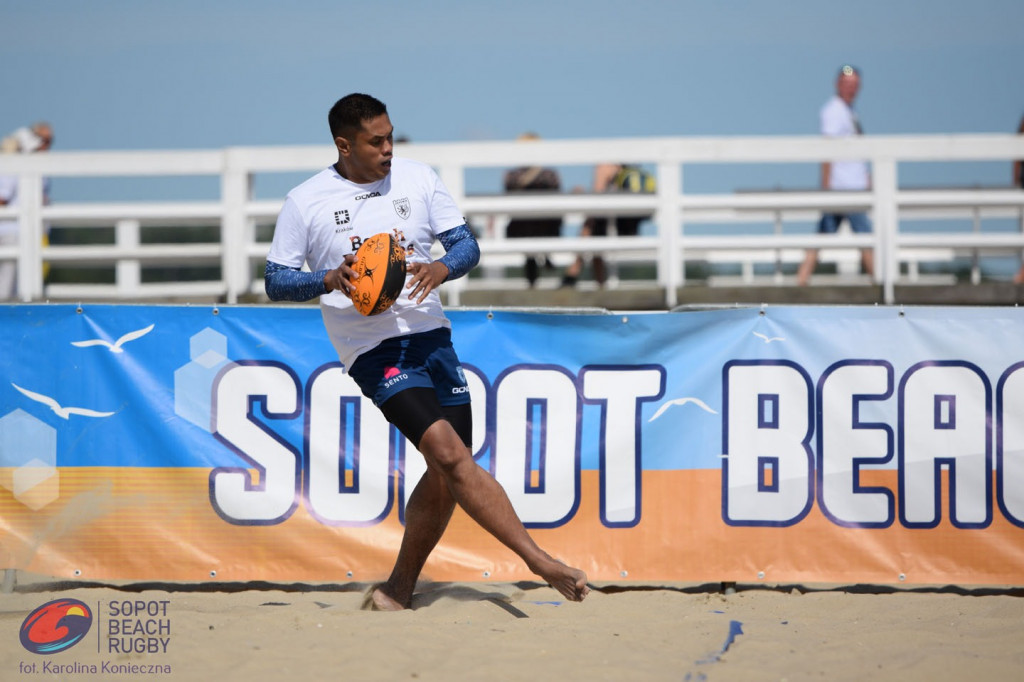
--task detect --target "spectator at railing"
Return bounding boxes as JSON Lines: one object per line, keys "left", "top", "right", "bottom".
{"left": 796, "top": 65, "right": 874, "bottom": 286}
{"left": 0, "top": 122, "right": 53, "bottom": 300}
{"left": 560, "top": 162, "right": 655, "bottom": 288}
{"left": 502, "top": 132, "right": 562, "bottom": 287}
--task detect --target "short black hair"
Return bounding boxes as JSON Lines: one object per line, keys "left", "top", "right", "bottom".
{"left": 328, "top": 93, "right": 388, "bottom": 139}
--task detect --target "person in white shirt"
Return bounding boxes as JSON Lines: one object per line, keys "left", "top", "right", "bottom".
{"left": 0, "top": 122, "right": 53, "bottom": 300}
{"left": 265, "top": 93, "right": 590, "bottom": 610}
{"left": 797, "top": 66, "right": 873, "bottom": 286}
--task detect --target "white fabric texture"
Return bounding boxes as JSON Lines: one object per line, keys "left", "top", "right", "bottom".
{"left": 820, "top": 95, "right": 869, "bottom": 191}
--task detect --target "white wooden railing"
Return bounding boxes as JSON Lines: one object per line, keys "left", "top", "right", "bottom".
{"left": 1, "top": 134, "right": 1023, "bottom": 307}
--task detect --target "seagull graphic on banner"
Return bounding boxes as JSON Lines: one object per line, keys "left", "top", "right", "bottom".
{"left": 752, "top": 332, "right": 786, "bottom": 344}
{"left": 71, "top": 323, "right": 155, "bottom": 353}
{"left": 648, "top": 397, "right": 718, "bottom": 422}
{"left": 11, "top": 383, "right": 115, "bottom": 420}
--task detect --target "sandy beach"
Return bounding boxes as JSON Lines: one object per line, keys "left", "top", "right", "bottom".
{"left": 3, "top": 576, "right": 1023, "bottom": 681}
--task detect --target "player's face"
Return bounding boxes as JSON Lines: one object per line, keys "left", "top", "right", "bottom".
{"left": 341, "top": 114, "right": 394, "bottom": 184}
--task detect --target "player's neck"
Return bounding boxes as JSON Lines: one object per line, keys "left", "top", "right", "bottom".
{"left": 333, "top": 161, "right": 381, "bottom": 186}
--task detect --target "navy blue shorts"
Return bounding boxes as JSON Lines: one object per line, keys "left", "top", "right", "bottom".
{"left": 817, "top": 212, "right": 871, "bottom": 234}
{"left": 347, "top": 327, "right": 471, "bottom": 408}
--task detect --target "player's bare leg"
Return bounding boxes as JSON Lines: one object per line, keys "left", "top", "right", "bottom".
{"left": 416, "top": 419, "right": 590, "bottom": 603}
{"left": 371, "top": 465, "right": 455, "bottom": 610}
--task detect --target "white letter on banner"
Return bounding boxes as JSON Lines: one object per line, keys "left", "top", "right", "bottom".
{"left": 723, "top": 361, "right": 813, "bottom": 526}
{"left": 211, "top": 363, "right": 300, "bottom": 524}
{"left": 306, "top": 366, "right": 392, "bottom": 525}
{"left": 494, "top": 367, "right": 579, "bottom": 526}
{"left": 818, "top": 361, "right": 894, "bottom": 527}
{"left": 997, "top": 363, "right": 1024, "bottom": 525}
{"left": 899, "top": 362, "right": 991, "bottom": 528}
{"left": 581, "top": 366, "right": 665, "bottom": 527}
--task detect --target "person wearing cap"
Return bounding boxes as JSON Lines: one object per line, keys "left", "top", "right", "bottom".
{"left": 797, "top": 66, "right": 873, "bottom": 286}
{"left": 0, "top": 122, "right": 53, "bottom": 299}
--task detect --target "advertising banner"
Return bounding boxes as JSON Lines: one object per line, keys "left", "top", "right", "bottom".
{"left": 1, "top": 303, "right": 1022, "bottom": 586}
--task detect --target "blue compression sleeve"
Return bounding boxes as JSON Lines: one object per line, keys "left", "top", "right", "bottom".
{"left": 437, "top": 224, "right": 480, "bottom": 281}
{"left": 264, "top": 260, "right": 330, "bottom": 301}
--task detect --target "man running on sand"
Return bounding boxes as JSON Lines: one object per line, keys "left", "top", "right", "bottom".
{"left": 264, "top": 93, "right": 590, "bottom": 609}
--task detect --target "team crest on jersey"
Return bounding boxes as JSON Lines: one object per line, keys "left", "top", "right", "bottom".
{"left": 393, "top": 197, "right": 411, "bottom": 220}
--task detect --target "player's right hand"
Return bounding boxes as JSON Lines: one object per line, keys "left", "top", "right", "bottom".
{"left": 323, "top": 254, "right": 358, "bottom": 296}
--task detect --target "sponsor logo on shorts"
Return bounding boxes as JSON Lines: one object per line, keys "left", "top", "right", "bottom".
{"left": 383, "top": 366, "right": 408, "bottom": 388}
{"left": 452, "top": 366, "right": 468, "bottom": 394}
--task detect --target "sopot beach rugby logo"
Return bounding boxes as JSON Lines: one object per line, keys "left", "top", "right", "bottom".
{"left": 20, "top": 598, "right": 93, "bottom": 654}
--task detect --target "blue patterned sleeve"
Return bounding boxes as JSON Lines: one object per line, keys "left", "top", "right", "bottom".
{"left": 437, "top": 224, "right": 480, "bottom": 281}
{"left": 264, "top": 260, "right": 330, "bottom": 301}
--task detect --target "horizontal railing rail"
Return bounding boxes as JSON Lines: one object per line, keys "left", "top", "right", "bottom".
{"left": 1, "top": 134, "right": 1022, "bottom": 306}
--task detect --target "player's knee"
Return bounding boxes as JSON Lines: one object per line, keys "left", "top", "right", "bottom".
{"left": 424, "top": 439, "right": 472, "bottom": 479}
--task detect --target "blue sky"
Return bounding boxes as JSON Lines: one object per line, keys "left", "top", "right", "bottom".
{"left": 1, "top": 1, "right": 1022, "bottom": 193}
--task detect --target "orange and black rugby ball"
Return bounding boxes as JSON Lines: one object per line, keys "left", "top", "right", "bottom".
{"left": 350, "top": 233, "right": 407, "bottom": 316}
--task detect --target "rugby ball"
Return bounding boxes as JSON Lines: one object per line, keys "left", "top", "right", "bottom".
{"left": 350, "top": 233, "right": 407, "bottom": 315}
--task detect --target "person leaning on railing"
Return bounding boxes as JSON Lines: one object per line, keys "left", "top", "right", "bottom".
{"left": 503, "top": 132, "right": 563, "bottom": 287}
{"left": 560, "top": 162, "right": 655, "bottom": 288}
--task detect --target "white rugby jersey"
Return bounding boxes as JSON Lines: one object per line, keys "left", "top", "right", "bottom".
{"left": 267, "top": 157, "right": 466, "bottom": 367}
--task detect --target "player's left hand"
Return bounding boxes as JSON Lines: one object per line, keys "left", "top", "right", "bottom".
{"left": 406, "top": 261, "right": 449, "bottom": 304}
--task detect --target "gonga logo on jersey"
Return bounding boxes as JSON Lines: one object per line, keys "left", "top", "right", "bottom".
{"left": 20, "top": 598, "right": 94, "bottom": 654}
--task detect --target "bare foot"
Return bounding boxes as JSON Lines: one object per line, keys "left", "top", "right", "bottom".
{"left": 534, "top": 559, "right": 590, "bottom": 602}
{"left": 362, "top": 584, "right": 408, "bottom": 611}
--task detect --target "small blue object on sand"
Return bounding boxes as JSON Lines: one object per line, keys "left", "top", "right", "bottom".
{"left": 720, "top": 620, "right": 744, "bottom": 653}
{"left": 695, "top": 620, "right": 745, "bottom": 666}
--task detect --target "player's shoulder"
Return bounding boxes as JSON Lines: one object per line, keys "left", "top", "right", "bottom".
{"left": 390, "top": 156, "right": 437, "bottom": 180}
{"left": 286, "top": 166, "right": 337, "bottom": 201}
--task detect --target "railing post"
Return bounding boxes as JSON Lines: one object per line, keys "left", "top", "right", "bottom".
{"left": 1019, "top": 206, "right": 1024, "bottom": 273}
{"left": 115, "top": 219, "right": 141, "bottom": 297}
{"left": 657, "top": 161, "right": 682, "bottom": 308}
{"left": 2, "top": 568, "right": 16, "bottom": 593}
{"left": 438, "top": 164, "right": 465, "bottom": 209}
{"left": 438, "top": 164, "right": 466, "bottom": 306}
{"left": 971, "top": 207, "right": 981, "bottom": 285}
{"left": 16, "top": 173, "right": 44, "bottom": 302}
{"left": 773, "top": 211, "right": 784, "bottom": 284}
{"left": 873, "top": 158, "right": 898, "bottom": 305}
{"left": 221, "top": 149, "right": 252, "bottom": 304}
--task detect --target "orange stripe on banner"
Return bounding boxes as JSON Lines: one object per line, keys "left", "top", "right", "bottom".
{"left": 0, "top": 468, "right": 1021, "bottom": 585}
